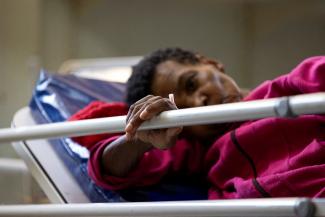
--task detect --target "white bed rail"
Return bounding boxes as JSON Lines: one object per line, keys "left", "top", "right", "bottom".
{"left": 1, "top": 92, "right": 325, "bottom": 143}
{"left": 0, "top": 198, "right": 324, "bottom": 217}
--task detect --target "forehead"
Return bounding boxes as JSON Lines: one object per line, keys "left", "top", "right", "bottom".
{"left": 151, "top": 60, "right": 218, "bottom": 96}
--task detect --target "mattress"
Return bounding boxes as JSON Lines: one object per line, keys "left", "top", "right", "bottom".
{"left": 29, "top": 70, "right": 207, "bottom": 202}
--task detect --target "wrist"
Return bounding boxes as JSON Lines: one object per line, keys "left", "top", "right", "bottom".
{"left": 132, "top": 137, "right": 154, "bottom": 152}
{"left": 120, "top": 134, "right": 153, "bottom": 152}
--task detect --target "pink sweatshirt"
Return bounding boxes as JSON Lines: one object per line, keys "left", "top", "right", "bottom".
{"left": 73, "top": 56, "right": 325, "bottom": 199}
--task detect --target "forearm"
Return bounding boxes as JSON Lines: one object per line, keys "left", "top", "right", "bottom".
{"left": 101, "top": 134, "right": 153, "bottom": 177}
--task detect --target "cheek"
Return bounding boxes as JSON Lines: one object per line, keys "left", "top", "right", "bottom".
{"left": 219, "top": 73, "right": 236, "bottom": 86}
{"left": 174, "top": 94, "right": 190, "bottom": 109}
{"left": 224, "top": 79, "right": 240, "bottom": 94}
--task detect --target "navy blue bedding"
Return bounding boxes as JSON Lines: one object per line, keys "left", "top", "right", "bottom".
{"left": 30, "top": 70, "right": 207, "bottom": 202}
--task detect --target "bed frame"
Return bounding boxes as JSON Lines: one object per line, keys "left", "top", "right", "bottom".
{"left": 2, "top": 57, "right": 325, "bottom": 217}
{"left": 11, "top": 107, "right": 89, "bottom": 204}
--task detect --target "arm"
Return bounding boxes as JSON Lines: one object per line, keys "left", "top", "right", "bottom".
{"left": 101, "top": 95, "right": 183, "bottom": 177}
{"left": 102, "top": 134, "right": 152, "bottom": 177}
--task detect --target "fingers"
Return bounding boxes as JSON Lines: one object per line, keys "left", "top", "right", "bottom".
{"left": 161, "top": 127, "right": 183, "bottom": 149}
{"left": 125, "top": 96, "right": 160, "bottom": 140}
{"left": 125, "top": 95, "right": 177, "bottom": 140}
{"left": 139, "top": 98, "right": 176, "bottom": 120}
{"left": 125, "top": 96, "right": 161, "bottom": 137}
{"left": 136, "top": 126, "right": 183, "bottom": 150}
{"left": 166, "top": 127, "right": 183, "bottom": 138}
{"left": 126, "top": 95, "right": 154, "bottom": 123}
{"left": 125, "top": 105, "right": 148, "bottom": 140}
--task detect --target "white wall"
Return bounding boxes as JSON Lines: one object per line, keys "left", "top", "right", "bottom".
{"left": 0, "top": 0, "right": 41, "bottom": 157}
{"left": 0, "top": 158, "right": 47, "bottom": 204}
{"left": 40, "top": 0, "right": 76, "bottom": 72}
{"left": 0, "top": 0, "right": 324, "bottom": 204}
{"left": 249, "top": 0, "right": 325, "bottom": 87}
{"left": 69, "top": 0, "right": 249, "bottom": 87}
{"left": 62, "top": 0, "right": 325, "bottom": 88}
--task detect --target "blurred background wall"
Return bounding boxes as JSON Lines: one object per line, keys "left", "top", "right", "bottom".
{"left": 1, "top": 0, "right": 325, "bottom": 153}
{"left": 1, "top": 0, "right": 325, "bottom": 156}
{"left": 0, "top": 0, "right": 324, "bottom": 202}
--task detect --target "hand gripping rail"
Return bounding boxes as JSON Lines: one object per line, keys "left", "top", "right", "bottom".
{"left": 0, "top": 198, "right": 324, "bottom": 217}
{"left": 1, "top": 92, "right": 325, "bottom": 143}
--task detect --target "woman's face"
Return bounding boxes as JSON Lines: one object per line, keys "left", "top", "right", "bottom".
{"left": 151, "top": 60, "right": 242, "bottom": 141}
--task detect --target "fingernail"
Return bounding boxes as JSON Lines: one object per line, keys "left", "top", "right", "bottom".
{"left": 168, "top": 93, "right": 175, "bottom": 103}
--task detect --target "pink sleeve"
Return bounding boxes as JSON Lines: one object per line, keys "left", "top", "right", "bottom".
{"left": 87, "top": 137, "right": 204, "bottom": 191}
{"left": 286, "top": 56, "right": 325, "bottom": 93}
{"left": 245, "top": 56, "right": 325, "bottom": 101}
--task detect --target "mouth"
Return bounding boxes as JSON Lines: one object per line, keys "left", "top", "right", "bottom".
{"left": 205, "top": 94, "right": 242, "bottom": 106}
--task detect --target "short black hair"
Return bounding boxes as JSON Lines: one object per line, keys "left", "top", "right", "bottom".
{"left": 126, "top": 47, "right": 201, "bottom": 106}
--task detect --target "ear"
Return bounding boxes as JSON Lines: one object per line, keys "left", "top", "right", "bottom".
{"left": 196, "top": 55, "right": 225, "bottom": 73}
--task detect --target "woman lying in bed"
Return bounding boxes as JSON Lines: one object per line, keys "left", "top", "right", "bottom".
{"left": 70, "top": 48, "right": 325, "bottom": 199}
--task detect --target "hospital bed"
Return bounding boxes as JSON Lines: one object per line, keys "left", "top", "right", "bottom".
{"left": 1, "top": 56, "right": 325, "bottom": 216}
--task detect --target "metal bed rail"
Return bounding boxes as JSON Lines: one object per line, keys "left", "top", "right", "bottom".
{"left": 0, "top": 198, "right": 324, "bottom": 217}
{"left": 1, "top": 92, "right": 325, "bottom": 143}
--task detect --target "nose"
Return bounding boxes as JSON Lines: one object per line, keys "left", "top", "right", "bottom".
{"left": 193, "top": 93, "right": 208, "bottom": 107}
{"left": 194, "top": 83, "right": 223, "bottom": 106}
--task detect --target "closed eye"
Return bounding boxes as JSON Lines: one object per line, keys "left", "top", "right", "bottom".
{"left": 185, "top": 73, "right": 198, "bottom": 93}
